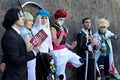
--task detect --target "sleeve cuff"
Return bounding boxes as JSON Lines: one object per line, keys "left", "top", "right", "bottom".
{"left": 32, "top": 50, "right": 37, "bottom": 56}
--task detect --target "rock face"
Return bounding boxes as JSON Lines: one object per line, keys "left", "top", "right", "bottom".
{"left": 0, "top": 0, "right": 120, "bottom": 79}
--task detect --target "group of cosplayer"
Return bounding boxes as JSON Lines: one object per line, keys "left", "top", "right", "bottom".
{"left": 0, "top": 7, "right": 120, "bottom": 80}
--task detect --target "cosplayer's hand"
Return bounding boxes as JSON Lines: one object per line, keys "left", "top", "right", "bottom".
{"left": 48, "top": 50, "right": 53, "bottom": 56}
{"left": 104, "top": 36, "right": 109, "bottom": 40}
{"left": 92, "top": 39, "right": 100, "bottom": 51}
{"left": 100, "top": 48, "right": 106, "bottom": 52}
{"left": 92, "top": 37, "right": 100, "bottom": 46}
{"left": 91, "top": 41, "right": 96, "bottom": 47}
{"left": 70, "top": 41, "right": 77, "bottom": 49}
{"left": 0, "top": 63, "right": 6, "bottom": 72}
{"left": 59, "top": 27, "right": 64, "bottom": 35}
{"left": 49, "top": 59, "right": 54, "bottom": 65}
{"left": 33, "top": 41, "right": 41, "bottom": 54}
{"left": 88, "top": 44, "right": 93, "bottom": 52}
{"left": 93, "top": 45, "right": 99, "bottom": 50}
{"left": 33, "top": 47, "right": 39, "bottom": 54}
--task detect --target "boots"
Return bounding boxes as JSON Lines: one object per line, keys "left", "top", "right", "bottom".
{"left": 58, "top": 74, "right": 64, "bottom": 80}
{"left": 106, "top": 76, "right": 110, "bottom": 80}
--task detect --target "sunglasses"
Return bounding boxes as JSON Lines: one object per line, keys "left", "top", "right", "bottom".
{"left": 100, "top": 26, "right": 106, "bottom": 28}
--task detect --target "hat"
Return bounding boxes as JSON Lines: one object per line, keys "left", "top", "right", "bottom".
{"left": 54, "top": 9, "right": 67, "bottom": 19}
{"left": 97, "top": 18, "right": 110, "bottom": 28}
{"left": 37, "top": 9, "right": 50, "bottom": 18}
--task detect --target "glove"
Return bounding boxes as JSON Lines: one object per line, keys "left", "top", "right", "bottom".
{"left": 88, "top": 44, "right": 93, "bottom": 52}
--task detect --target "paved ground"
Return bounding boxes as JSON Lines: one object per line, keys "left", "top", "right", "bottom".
{"left": 0, "top": 64, "right": 119, "bottom": 80}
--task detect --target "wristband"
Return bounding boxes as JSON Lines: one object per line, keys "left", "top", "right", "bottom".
{"left": 69, "top": 45, "right": 74, "bottom": 49}
{"left": 52, "top": 38, "right": 57, "bottom": 43}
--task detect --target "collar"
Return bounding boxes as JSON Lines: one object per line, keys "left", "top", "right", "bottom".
{"left": 81, "top": 28, "right": 88, "bottom": 35}
{"left": 81, "top": 28, "right": 92, "bottom": 35}
{"left": 12, "top": 26, "right": 20, "bottom": 34}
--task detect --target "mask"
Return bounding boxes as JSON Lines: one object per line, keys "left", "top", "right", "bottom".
{"left": 56, "top": 18, "right": 65, "bottom": 26}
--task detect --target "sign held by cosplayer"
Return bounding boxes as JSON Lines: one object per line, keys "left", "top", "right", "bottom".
{"left": 30, "top": 29, "right": 48, "bottom": 46}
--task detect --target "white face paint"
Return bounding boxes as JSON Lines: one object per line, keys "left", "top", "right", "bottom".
{"left": 56, "top": 18, "right": 65, "bottom": 26}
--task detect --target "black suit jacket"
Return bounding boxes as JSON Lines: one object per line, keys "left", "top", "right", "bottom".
{"left": 77, "top": 31, "right": 94, "bottom": 59}
{"left": 1, "top": 28, "right": 36, "bottom": 80}
{"left": 77, "top": 31, "right": 88, "bottom": 58}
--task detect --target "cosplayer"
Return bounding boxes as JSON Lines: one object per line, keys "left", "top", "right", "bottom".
{"left": 31, "top": 9, "right": 54, "bottom": 80}
{"left": 50, "top": 9, "right": 84, "bottom": 80}
{"left": 93, "top": 18, "right": 120, "bottom": 80}
{"left": 0, "top": 8, "right": 40, "bottom": 80}
{"left": 77, "top": 18, "right": 95, "bottom": 80}
{"left": 20, "top": 12, "right": 36, "bottom": 80}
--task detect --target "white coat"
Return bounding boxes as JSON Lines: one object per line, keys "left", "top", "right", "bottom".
{"left": 93, "top": 30, "right": 115, "bottom": 75}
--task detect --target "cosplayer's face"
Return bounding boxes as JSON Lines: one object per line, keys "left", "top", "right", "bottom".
{"left": 41, "top": 16, "right": 48, "bottom": 25}
{"left": 25, "top": 19, "right": 33, "bottom": 29}
{"left": 99, "top": 26, "right": 107, "bottom": 33}
{"left": 57, "top": 18, "right": 65, "bottom": 26}
{"left": 83, "top": 19, "right": 91, "bottom": 29}
{"left": 16, "top": 11, "right": 24, "bottom": 27}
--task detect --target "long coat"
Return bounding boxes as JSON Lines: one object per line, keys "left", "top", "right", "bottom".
{"left": 93, "top": 30, "right": 115, "bottom": 75}
{"left": 1, "top": 28, "right": 36, "bottom": 80}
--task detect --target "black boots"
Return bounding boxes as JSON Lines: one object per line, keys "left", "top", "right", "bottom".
{"left": 58, "top": 74, "right": 64, "bottom": 80}
{"left": 106, "top": 76, "right": 110, "bottom": 80}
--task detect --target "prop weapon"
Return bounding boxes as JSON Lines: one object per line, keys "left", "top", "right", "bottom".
{"left": 85, "top": 51, "right": 88, "bottom": 80}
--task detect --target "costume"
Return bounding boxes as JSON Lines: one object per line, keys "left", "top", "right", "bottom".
{"left": 1, "top": 8, "right": 36, "bottom": 80}
{"left": 31, "top": 9, "right": 53, "bottom": 80}
{"left": 20, "top": 27, "right": 36, "bottom": 80}
{"left": 94, "top": 30, "right": 116, "bottom": 79}
{"left": 77, "top": 28, "right": 94, "bottom": 80}
{"left": 1, "top": 28, "right": 36, "bottom": 80}
{"left": 51, "top": 9, "right": 84, "bottom": 80}
{"left": 93, "top": 18, "right": 120, "bottom": 80}
{"left": 20, "top": 12, "right": 36, "bottom": 80}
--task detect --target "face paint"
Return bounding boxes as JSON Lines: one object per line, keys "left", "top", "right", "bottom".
{"left": 57, "top": 18, "right": 65, "bottom": 26}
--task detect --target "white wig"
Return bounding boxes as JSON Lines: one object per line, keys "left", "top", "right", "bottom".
{"left": 31, "top": 15, "right": 50, "bottom": 35}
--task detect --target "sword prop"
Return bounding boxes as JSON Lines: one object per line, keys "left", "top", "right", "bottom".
{"left": 85, "top": 51, "right": 88, "bottom": 80}
{"left": 93, "top": 54, "right": 96, "bottom": 80}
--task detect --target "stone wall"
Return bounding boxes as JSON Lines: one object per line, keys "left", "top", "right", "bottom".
{"left": 0, "top": 0, "right": 120, "bottom": 79}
